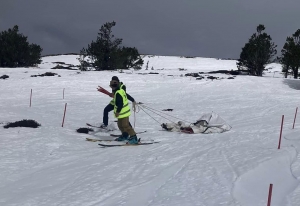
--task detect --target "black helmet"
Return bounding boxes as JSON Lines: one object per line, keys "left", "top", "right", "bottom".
{"left": 111, "top": 76, "right": 119, "bottom": 82}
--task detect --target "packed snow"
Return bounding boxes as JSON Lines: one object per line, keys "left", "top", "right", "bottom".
{"left": 0, "top": 54, "right": 300, "bottom": 206}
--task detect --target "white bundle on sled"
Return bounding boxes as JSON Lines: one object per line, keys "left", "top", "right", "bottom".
{"left": 161, "top": 112, "right": 232, "bottom": 134}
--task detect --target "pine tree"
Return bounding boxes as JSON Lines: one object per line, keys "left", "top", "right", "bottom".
{"left": 279, "top": 29, "right": 300, "bottom": 78}
{"left": 115, "top": 47, "right": 143, "bottom": 70}
{"left": 0, "top": 25, "right": 42, "bottom": 67}
{"left": 237, "top": 25, "right": 277, "bottom": 76}
{"left": 79, "top": 21, "right": 143, "bottom": 71}
{"left": 91, "top": 21, "right": 122, "bottom": 70}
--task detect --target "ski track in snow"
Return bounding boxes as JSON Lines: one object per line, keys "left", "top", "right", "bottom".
{"left": 234, "top": 148, "right": 299, "bottom": 206}
{"left": 98, "top": 143, "right": 216, "bottom": 206}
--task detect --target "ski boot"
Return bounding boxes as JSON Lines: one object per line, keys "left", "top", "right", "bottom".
{"left": 126, "top": 135, "right": 139, "bottom": 144}
{"left": 115, "top": 132, "right": 129, "bottom": 141}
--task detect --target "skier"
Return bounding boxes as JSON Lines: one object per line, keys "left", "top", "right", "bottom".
{"left": 97, "top": 76, "right": 136, "bottom": 129}
{"left": 109, "top": 79, "right": 138, "bottom": 144}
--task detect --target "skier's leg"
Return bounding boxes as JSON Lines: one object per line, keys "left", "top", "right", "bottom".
{"left": 119, "top": 117, "right": 138, "bottom": 144}
{"left": 103, "top": 103, "right": 114, "bottom": 126}
{"left": 115, "top": 118, "right": 129, "bottom": 141}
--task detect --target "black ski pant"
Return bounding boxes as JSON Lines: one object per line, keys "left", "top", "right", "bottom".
{"left": 103, "top": 103, "right": 114, "bottom": 126}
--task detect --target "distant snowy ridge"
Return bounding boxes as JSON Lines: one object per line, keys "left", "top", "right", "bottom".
{"left": 39, "top": 54, "right": 283, "bottom": 74}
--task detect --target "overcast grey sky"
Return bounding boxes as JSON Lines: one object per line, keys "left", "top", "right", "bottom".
{"left": 1, "top": 0, "right": 299, "bottom": 59}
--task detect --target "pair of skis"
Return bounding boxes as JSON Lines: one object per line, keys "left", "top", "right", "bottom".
{"left": 86, "top": 123, "right": 114, "bottom": 132}
{"left": 98, "top": 140, "right": 160, "bottom": 147}
{"left": 86, "top": 123, "right": 147, "bottom": 137}
{"left": 86, "top": 123, "right": 146, "bottom": 135}
{"left": 86, "top": 123, "right": 158, "bottom": 147}
{"left": 86, "top": 136, "right": 158, "bottom": 147}
{"left": 87, "top": 137, "right": 159, "bottom": 147}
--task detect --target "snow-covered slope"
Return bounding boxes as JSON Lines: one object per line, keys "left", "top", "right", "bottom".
{"left": 1, "top": 55, "right": 299, "bottom": 206}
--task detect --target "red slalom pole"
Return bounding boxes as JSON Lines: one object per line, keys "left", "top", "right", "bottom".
{"left": 293, "top": 107, "right": 298, "bottom": 129}
{"left": 278, "top": 115, "right": 284, "bottom": 149}
{"left": 62, "top": 103, "right": 67, "bottom": 127}
{"left": 30, "top": 89, "right": 32, "bottom": 107}
{"left": 267, "top": 184, "right": 273, "bottom": 206}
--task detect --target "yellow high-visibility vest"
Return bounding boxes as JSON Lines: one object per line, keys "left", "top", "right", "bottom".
{"left": 113, "top": 88, "right": 130, "bottom": 119}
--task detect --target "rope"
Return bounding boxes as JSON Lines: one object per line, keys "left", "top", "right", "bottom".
{"left": 132, "top": 101, "right": 142, "bottom": 128}
{"left": 137, "top": 105, "right": 162, "bottom": 125}
{"left": 140, "top": 104, "right": 193, "bottom": 124}
{"left": 132, "top": 102, "right": 137, "bottom": 128}
{"left": 138, "top": 104, "right": 177, "bottom": 124}
{"left": 132, "top": 102, "right": 194, "bottom": 129}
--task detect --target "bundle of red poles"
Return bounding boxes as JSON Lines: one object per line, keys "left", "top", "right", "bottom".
{"left": 98, "top": 86, "right": 113, "bottom": 97}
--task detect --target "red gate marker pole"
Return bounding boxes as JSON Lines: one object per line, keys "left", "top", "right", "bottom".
{"left": 267, "top": 184, "right": 273, "bottom": 206}
{"left": 30, "top": 89, "right": 32, "bottom": 107}
{"left": 293, "top": 107, "right": 298, "bottom": 129}
{"left": 62, "top": 103, "right": 67, "bottom": 127}
{"left": 278, "top": 115, "right": 284, "bottom": 149}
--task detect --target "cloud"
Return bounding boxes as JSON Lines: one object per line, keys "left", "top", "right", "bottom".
{"left": 1, "top": 0, "right": 300, "bottom": 58}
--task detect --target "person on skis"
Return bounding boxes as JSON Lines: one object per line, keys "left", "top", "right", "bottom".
{"left": 97, "top": 76, "right": 136, "bottom": 129}
{"left": 109, "top": 79, "right": 139, "bottom": 144}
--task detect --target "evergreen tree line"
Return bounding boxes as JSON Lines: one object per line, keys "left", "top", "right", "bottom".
{"left": 0, "top": 22, "right": 143, "bottom": 70}
{"left": 237, "top": 24, "right": 300, "bottom": 78}
{"left": 0, "top": 25, "right": 42, "bottom": 67}
{"left": 0, "top": 22, "right": 299, "bottom": 78}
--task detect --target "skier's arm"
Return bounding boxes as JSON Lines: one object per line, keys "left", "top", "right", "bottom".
{"left": 115, "top": 93, "right": 123, "bottom": 113}
{"left": 126, "top": 93, "right": 135, "bottom": 102}
{"left": 121, "top": 84, "right": 135, "bottom": 102}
